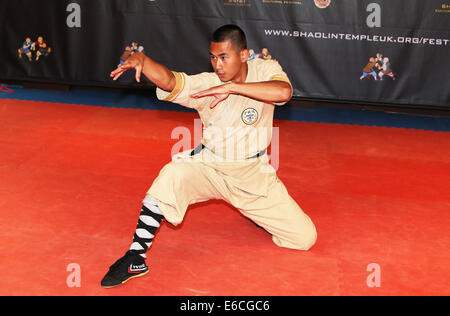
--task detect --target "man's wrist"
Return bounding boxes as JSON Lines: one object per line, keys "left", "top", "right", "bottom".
{"left": 227, "top": 82, "right": 241, "bottom": 95}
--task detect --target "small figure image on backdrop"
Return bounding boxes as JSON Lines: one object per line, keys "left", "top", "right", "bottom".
{"left": 130, "top": 41, "right": 144, "bottom": 54}
{"left": 248, "top": 49, "right": 257, "bottom": 61}
{"left": 257, "top": 47, "right": 273, "bottom": 60}
{"left": 247, "top": 47, "right": 274, "bottom": 61}
{"left": 374, "top": 53, "right": 384, "bottom": 70}
{"left": 17, "top": 36, "right": 51, "bottom": 62}
{"left": 378, "top": 57, "right": 396, "bottom": 81}
{"left": 119, "top": 46, "right": 133, "bottom": 67}
{"left": 360, "top": 54, "right": 396, "bottom": 81}
{"left": 34, "top": 36, "right": 51, "bottom": 61}
{"left": 18, "top": 37, "right": 33, "bottom": 61}
{"left": 118, "top": 42, "right": 145, "bottom": 67}
{"left": 360, "top": 57, "right": 378, "bottom": 80}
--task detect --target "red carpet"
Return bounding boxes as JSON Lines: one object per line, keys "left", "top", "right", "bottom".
{"left": 0, "top": 99, "right": 449, "bottom": 295}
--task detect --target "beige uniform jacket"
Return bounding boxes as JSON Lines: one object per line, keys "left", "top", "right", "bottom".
{"left": 157, "top": 58, "right": 291, "bottom": 159}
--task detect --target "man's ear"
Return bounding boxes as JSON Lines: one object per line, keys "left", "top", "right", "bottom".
{"left": 240, "top": 49, "right": 249, "bottom": 62}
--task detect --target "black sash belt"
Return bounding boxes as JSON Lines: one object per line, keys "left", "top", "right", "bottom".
{"left": 190, "top": 143, "right": 266, "bottom": 159}
{"left": 190, "top": 143, "right": 206, "bottom": 156}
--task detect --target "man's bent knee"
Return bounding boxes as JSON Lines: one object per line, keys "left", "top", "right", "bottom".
{"left": 272, "top": 229, "right": 317, "bottom": 251}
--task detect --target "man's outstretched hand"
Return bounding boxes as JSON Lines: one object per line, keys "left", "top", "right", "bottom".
{"left": 110, "top": 52, "right": 146, "bottom": 83}
{"left": 191, "top": 84, "right": 231, "bottom": 109}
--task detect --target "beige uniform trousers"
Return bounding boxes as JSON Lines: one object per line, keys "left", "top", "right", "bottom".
{"left": 147, "top": 149, "right": 317, "bottom": 251}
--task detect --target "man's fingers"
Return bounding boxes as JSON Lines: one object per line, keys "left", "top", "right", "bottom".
{"left": 110, "top": 69, "right": 123, "bottom": 79}
{"left": 210, "top": 99, "right": 220, "bottom": 109}
{"left": 192, "top": 89, "right": 229, "bottom": 108}
{"left": 112, "top": 71, "right": 125, "bottom": 81}
{"left": 135, "top": 65, "right": 142, "bottom": 83}
{"left": 191, "top": 85, "right": 229, "bottom": 99}
{"left": 110, "top": 68, "right": 121, "bottom": 77}
{"left": 110, "top": 61, "right": 142, "bottom": 82}
{"left": 110, "top": 66, "right": 127, "bottom": 79}
{"left": 191, "top": 90, "right": 212, "bottom": 99}
{"left": 111, "top": 61, "right": 132, "bottom": 74}
{"left": 209, "top": 95, "right": 227, "bottom": 109}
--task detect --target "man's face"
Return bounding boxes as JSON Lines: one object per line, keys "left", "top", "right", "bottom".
{"left": 210, "top": 40, "right": 247, "bottom": 82}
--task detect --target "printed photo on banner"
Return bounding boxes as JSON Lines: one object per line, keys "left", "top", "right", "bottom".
{"left": 118, "top": 41, "right": 145, "bottom": 67}
{"left": 248, "top": 47, "right": 275, "bottom": 61}
{"left": 360, "top": 53, "right": 396, "bottom": 81}
{"left": 17, "top": 36, "right": 51, "bottom": 62}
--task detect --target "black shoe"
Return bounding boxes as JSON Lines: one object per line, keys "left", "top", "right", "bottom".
{"left": 101, "top": 251, "right": 149, "bottom": 288}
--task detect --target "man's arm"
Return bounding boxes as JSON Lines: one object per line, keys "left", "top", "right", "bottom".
{"left": 110, "top": 52, "right": 176, "bottom": 92}
{"left": 190, "top": 81, "right": 292, "bottom": 109}
{"left": 228, "top": 81, "right": 292, "bottom": 104}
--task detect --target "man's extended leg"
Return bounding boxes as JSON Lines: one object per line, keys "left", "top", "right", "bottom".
{"left": 101, "top": 159, "right": 223, "bottom": 288}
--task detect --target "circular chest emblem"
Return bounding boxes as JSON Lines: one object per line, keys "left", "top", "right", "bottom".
{"left": 241, "top": 108, "right": 259, "bottom": 125}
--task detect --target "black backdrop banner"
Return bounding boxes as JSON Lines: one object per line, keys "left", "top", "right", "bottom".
{"left": 0, "top": 0, "right": 449, "bottom": 108}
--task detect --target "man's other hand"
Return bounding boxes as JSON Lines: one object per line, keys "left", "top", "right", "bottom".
{"left": 110, "top": 52, "right": 146, "bottom": 83}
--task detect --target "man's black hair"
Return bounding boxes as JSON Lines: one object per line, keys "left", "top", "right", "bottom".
{"left": 211, "top": 24, "right": 247, "bottom": 52}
